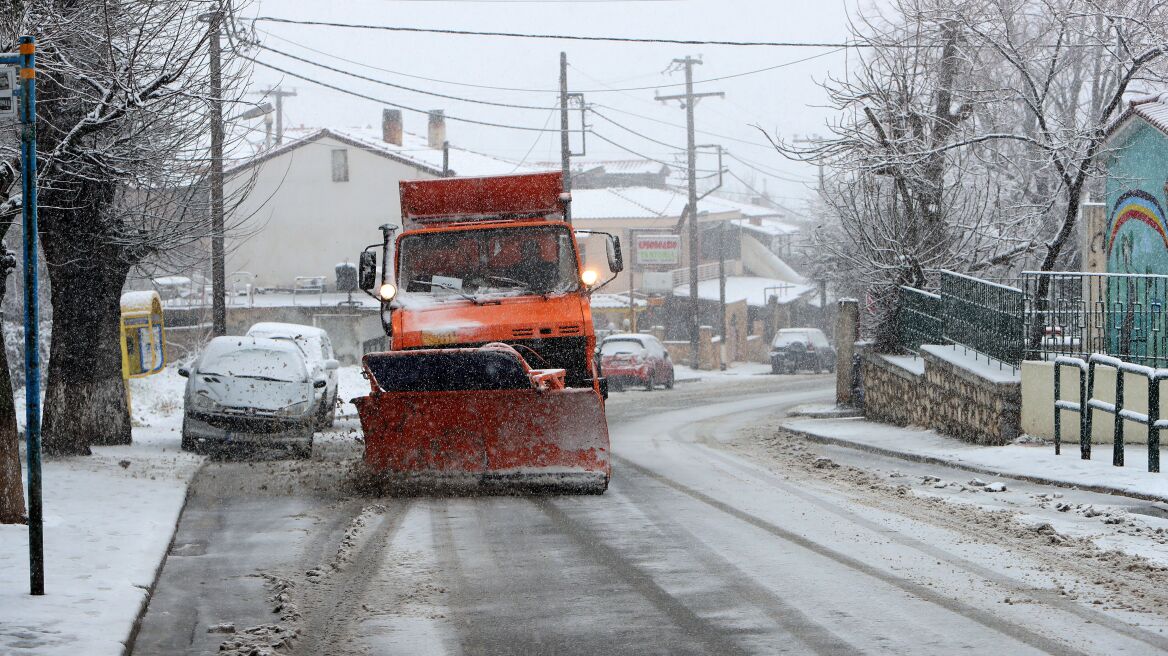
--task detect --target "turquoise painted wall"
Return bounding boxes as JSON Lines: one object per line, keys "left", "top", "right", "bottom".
{"left": 1104, "top": 122, "right": 1168, "bottom": 275}
{"left": 1103, "top": 121, "right": 1168, "bottom": 363}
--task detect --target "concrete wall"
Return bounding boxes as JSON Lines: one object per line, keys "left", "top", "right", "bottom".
{"left": 1021, "top": 360, "right": 1168, "bottom": 444}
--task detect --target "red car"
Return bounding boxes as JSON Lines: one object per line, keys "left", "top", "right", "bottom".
{"left": 599, "top": 333, "right": 675, "bottom": 391}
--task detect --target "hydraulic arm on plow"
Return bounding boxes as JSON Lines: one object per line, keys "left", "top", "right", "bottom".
{"left": 354, "top": 172, "right": 624, "bottom": 493}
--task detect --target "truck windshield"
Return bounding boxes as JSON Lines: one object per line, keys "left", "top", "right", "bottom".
{"left": 398, "top": 225, "right": 580, "bottom": 297}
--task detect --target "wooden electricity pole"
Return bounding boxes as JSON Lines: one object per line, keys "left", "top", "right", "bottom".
{"left": 560, "top": 52, "right": 572, "bottom": 224}
{"left": 656, "top": 57, "right": 722, "bottom": 368}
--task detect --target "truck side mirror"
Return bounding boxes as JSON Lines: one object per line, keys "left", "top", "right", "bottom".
{"left": 358, "top": 251, "right": 377, "bottom": 291}
{"left": 607, "top": 236, "right": 624, "bottom": 273}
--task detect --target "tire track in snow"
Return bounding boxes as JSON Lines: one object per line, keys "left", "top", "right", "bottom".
{"left": 294, "top": 500, "right": 412, "bottom": 655}
{"left": 576, "top": 473, "right": 863, "bottom": 655}
{"left": 692, "top": 437, "right": 1168, "bottom": 653}
{"left": 613, "top": 455, "right": 1092, "bottom": 656}
{"left": 531, "top": 497, "right": 753, "bottom": 656}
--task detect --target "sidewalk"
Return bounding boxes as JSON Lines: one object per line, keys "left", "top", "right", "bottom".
{"left": 0, "top": 369, "right": 201, "bottom": 656}
{"left": 783, "top": 414, "right": 1168, "bottom": 503}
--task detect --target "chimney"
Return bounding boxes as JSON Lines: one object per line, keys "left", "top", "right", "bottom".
{"left": 382, "top": 109, "right": 402, "bottom": 146}
{"left": 427, "top": 110, "right": 446, "bottom": 149}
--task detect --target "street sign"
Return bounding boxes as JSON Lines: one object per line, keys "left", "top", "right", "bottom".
{"left": 634, "top": 233, "right": 681, "bottom": 267}
{"left": 0, "top": 65, "right": 16, "bottom": 121}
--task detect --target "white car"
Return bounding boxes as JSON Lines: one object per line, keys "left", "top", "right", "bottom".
{"left": 246, "top": 322, "right": 340, "bottom": 428}
{"left": 179, "top": 336, "right": 321, "bottom": 457}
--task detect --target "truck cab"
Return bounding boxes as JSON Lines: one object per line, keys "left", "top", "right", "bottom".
{"left": 359, "top": 172, "right": 623, "bottom": 390}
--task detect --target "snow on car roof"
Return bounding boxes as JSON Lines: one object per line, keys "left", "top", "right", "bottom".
{"left": 247, "top": 322, "right": 327, "bottom": 338}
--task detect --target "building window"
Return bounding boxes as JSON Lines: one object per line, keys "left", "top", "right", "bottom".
{"left": 331, "top": 149, "right": 349, "bottom": 182}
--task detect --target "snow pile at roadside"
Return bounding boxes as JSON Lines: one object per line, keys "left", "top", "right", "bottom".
{"left": 785, "top": 416, "right": 1168, "bottom": 502}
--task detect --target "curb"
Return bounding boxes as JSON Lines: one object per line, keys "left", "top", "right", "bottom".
{"left": 781, "top": 421, "right": 1168, "bottom": 505}
{"left": 121, "top": 458, "right": 205, "bottom": 656}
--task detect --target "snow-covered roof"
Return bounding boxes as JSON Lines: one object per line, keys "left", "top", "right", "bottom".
{"left": 226, "top": 127, "right": 537, "bottom": 178}
{"left": 1105, "top": 92, "right": 1168, "bottom": 141}
{"left": 733, "top": 217, "right": 799, "bottom": 237}
{"left": 673, "top": 276, "right": 815, "bottom": 307}
{"left": 591, "top": 292, "right": 648, "bottom": 309}
{"left": 570, "top": 186, "right": 781, "bottom": 222}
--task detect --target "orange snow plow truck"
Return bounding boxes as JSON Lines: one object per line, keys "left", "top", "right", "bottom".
{"left": 353, "top": 171, "right": 624, "bottom": 494}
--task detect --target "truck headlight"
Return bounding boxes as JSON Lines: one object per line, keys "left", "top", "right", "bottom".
{"left": 379, "top": 283, "right": 397, "bottom": 301}
{"left": 581, "top": 270, "right": 599, "bottom": 286}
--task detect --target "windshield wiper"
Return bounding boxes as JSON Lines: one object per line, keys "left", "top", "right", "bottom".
{"left": 410, "top": 279, "right": 485, "bottom": 305}
{"left": 233, "top": 374, "right": 293, "bottom": 382}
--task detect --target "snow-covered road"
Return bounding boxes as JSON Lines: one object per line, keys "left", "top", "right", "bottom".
{"left": 132, "top": 376, "right": 1168, "bottom": 655}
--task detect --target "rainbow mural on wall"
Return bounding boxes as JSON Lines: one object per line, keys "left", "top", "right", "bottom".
{"left": 1107, "top": 189, "right": 1168, "bottom": 274}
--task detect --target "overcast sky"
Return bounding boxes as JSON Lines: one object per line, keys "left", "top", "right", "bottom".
{"left": 244, "top": 0, "right": 862, "bottom": 208}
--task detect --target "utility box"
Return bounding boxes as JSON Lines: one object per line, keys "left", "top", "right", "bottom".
{"left": 0, "top": 67, "right": 17, "bottom": 121}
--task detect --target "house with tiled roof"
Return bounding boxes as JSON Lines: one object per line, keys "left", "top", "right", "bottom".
{"left": 1100, "top": 92, "right": 1168, "bottom": 276}
{"left": 224, "top": 109, "right": 539, "bottom": 290}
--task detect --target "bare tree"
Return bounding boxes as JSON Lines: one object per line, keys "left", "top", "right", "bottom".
{"left": 0, "top": 0, "right": 255, "bottom": 456}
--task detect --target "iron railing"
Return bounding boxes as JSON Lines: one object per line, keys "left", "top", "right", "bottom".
{"left": 940, "top": 271, "right": 1025, "bottom": 366}
{"left": 897, "top": 286, "right": 941, "bottom": 353}
{"left": 1053, "top": 354, "right": 1168, "bottom": 473}
{"left": 1022, "top": 271, "right": 1168, "bottom": 367}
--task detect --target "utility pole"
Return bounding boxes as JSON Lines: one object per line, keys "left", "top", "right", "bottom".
{"left": 559, "top": 51, "right": 571, "bottom": 224}
{"left": 251, "top": 87, "right": 296, "bottom": 146}
{"left": 656, "top": 57, "right": 723, "bottom": 369}
{"left": 208, "top": 10, "right": 226, "bottom": 337}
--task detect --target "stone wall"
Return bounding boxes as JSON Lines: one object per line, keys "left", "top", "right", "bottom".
{"left": 861, "top": 353, "right": 928, "bottom": 427}
{"left": 921, "top": 347, "right": 1020, "bottom": 446}
{"left": 861, "top": 347, "right": 1021, "bottom": 446}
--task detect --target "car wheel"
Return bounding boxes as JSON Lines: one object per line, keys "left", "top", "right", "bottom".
{"left": 787, "top": 363, "right": 797, "bottom": 375}
{"left": 180, "top": 418, "right": 198, "bottom": 453}
{"left": 644, "top": 370, "right": 655, "bottom": 391}
{"left": 293, "top": 432, "right": 314, "bottom": 460}
{"left": 665, "top": 369, "right": 675, "bottom": 390}
{"left": 315, "top": 394, "right": 336, "bottom": 430}
{"left": 771, "top": 362, "right": 781, "bottom": 375}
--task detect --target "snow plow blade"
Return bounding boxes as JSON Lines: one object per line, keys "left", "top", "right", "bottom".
{"left": 354, "top": 345, "right": 610, "bottom": 494}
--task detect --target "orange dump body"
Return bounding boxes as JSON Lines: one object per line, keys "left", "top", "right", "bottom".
{"left": 355, "top": 345, "right": 610, "bottom": 491}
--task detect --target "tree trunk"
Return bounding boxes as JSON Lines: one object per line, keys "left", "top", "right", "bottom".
{"left": 41, "top": 255, "right": 131, "bottom": 455}
{"left": 0, "top": 244, "right": 25, "bottom": 523}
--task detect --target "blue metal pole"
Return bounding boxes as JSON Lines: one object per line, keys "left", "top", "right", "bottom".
{"left": 18, "top": 35, "right": 43, "bottom": 596}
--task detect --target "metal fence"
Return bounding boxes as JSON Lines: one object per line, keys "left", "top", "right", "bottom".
{"left": 940, "top": 271, "right": 1025, "bottom": 366}
{"left": 1022, "top": 271, "right": 1168, "bottom": 367}
{"left": 897, "top": 286, "right": 941, "bottom": 353}
{"left": 897, "top": 272, "right": 1024, "bottom": 366}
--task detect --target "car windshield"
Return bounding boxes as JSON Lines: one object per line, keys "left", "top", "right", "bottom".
{"left": 198, "top": 346, "right": 306, "bottom": 382}
{"left": 773, "top": 331, "right": 810, "bottom": 347}
{"left": 398, "top": 225, "right": 580, "bottom": 297}
{"left": 601, "top": 339, "right": 645, "bottom": 355}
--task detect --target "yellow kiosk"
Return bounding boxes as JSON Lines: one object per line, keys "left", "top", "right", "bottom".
{"left": 120, "top": 291, "right": 166, "bottom": 412}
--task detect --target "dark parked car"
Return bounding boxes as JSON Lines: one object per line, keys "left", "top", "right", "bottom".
{"left": 599, "top": 333, "right": 675, "bottom": 391}
{"left": 770, "top": 328, "right": 836, "bottom": 374}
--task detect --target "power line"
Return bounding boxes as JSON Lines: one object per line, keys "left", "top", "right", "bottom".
{"left": 253, "top": 17, "right": 862, "bottom": 48}
{"left": 258, "top": 27, "right": 846, "bottom": 94}
{"left": 257, "top": 41, "right": 558, "bottom": 111}
{"left": 589, "top": 109, "right": 687, "bottom": 151}
{"left": 591, "top": 102, "right": 776, "bottom": 149}
{"left": 242, "top": 55, "right": 567, "bottom": 133}
{"left": 588, "top": 131, "right": 685, "bottom": 171}
{"left": 725, "top": 151, "right": 812, "bottom": 184}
